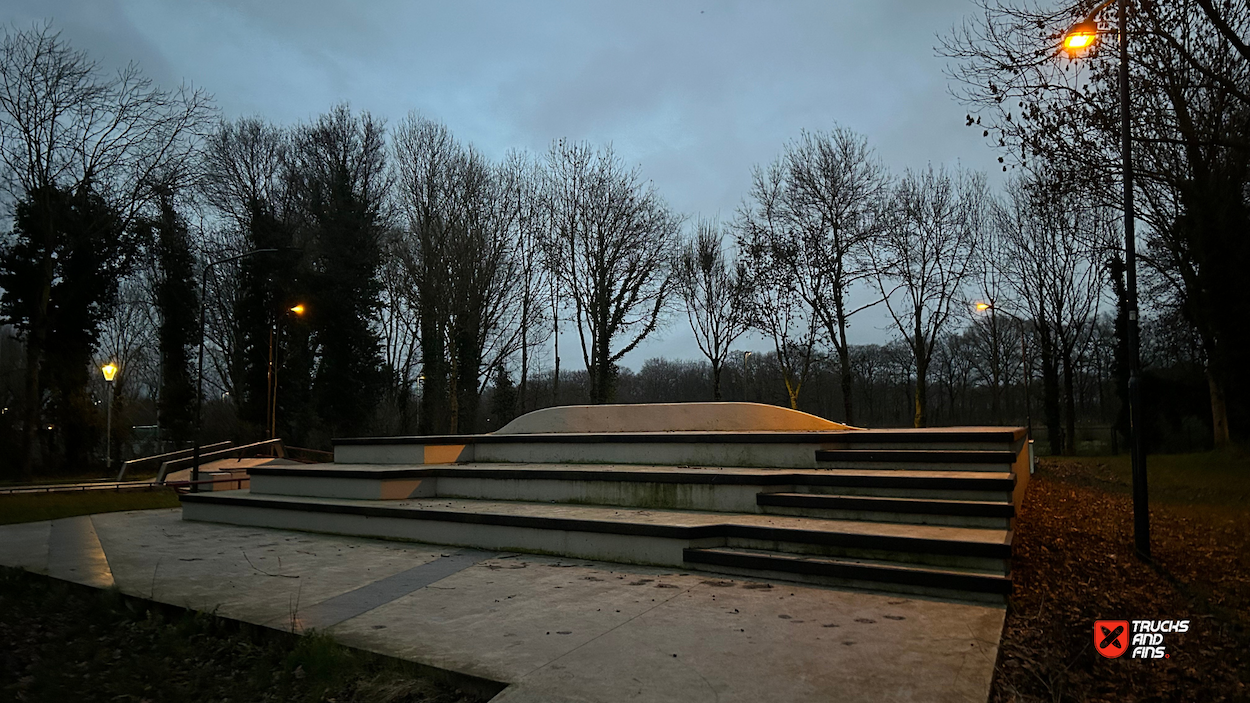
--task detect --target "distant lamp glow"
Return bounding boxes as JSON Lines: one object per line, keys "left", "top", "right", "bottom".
{"left": 1064, "top": 21, "right": 1099, "bottom": 52}
{"left": 974, "top": 302, "right": 992, "bottom": 312}
{"left": 290, "top": 304, "right": 306, "bottom": 316}
{"left": 102, "top": 361, "right": 118, "bottom": 474}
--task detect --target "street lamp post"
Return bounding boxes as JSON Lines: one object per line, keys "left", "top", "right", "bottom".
{"left": 192, "top": 249, "right": 281, "bottom": 493}
{"left": 101, "top": 362, "right": 118, "bottom": 473}
{"left": 1064, "top": 0, "right": 1150, "bottom": 559}
{"left": 267, "top": 303, "right": 306, "bottom": 439}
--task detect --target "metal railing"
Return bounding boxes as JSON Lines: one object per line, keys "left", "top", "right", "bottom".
{"left": 116, "top": 441, "right": 234, "bottom": 481}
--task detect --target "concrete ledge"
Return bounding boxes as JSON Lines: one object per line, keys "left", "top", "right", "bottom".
{"left": 181, "top": 493, "right": 1013, "bottom": 561}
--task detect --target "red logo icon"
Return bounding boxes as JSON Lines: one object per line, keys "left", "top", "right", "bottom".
{"left": 1095, "top": 620, "right": 1130, "bottom": 658}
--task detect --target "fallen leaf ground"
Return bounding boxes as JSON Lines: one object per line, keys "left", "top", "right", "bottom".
{"left": 991, "top": 452, "right": 1250, "bottom": 702}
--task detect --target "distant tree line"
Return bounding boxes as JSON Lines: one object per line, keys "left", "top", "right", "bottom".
{"left": 0, "top": 9, "right": 1243, "bottom": 476}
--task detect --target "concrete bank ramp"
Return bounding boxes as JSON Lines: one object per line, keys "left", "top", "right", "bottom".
{"left": 496, "top": 402, "right": 857, "bottom": 434}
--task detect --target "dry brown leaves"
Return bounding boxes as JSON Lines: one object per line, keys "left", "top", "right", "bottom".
{"left": 991, "top": 460, "right": 1250, "bottom": 703}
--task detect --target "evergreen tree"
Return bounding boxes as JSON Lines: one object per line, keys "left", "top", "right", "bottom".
{"left": 293, "top": 105, "right": 387, "bottom": 440}
{"left": 146, "top": 192, "right": 199, "bottom": 445}
{"left": 490, "top": 363, "right": 518, "bottom": 428}
{"left": 0, "top": 184, "right": 133, "bottom": 470}
{"left": 234, "top": 198, "right": 299, "bottom": 440}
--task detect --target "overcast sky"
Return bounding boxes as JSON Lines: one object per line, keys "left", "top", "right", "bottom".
{"left": 9, "top": 0, "right": 1003, "bottom": 371}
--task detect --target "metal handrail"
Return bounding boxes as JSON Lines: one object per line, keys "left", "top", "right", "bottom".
{"left": 116, "top": 441, "right": 234, "bottom": 481}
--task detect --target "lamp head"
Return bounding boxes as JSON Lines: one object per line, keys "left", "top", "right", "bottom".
{"left": 101, "top": 362, "right": 118, "bottom": 382}
{"left": 974, "top": 302, "right": 993, "bottom": 313}
{"left": 290, "top": 304, "right": 306, "bottom": 316}
{"left": 1064, "top": 20, "right": 1099, "bottom": 52}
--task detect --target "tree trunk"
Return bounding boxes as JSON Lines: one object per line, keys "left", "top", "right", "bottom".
{"left": 711, "top": 359, "right": 722, "bottom": 401}
{"left": 913, "top": 354, "right": 928, "bottom": 428}
{"left": 1039, "top": 330, "right": 1064, "bottom": 456}
{"left": 20, "top": 247, "right": 55, "bottom": 474}
{"left": 838, "top": 344, "right": 854, "bottom": 425}
{"left": 912, "top": 324, "right": 928, "bottom": 428}
{"left": 1062, "top": 350, "right": 1077, "bottom": 455}
{"left": 1208, "top": 369, "right": 1231, "bottom": 448}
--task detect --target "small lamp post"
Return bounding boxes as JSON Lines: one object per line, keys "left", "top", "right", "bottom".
{"left": 268, "top": 303, "right": 306, "bottom": 439}
{"left": 1062, "top": 0, "right": 1150, "bottom": 560}
{"left": 192, "top": 248, "right": 283, "bottom": 493}
{"left": 101, "top": 362, "right": 118, "bottom": 472}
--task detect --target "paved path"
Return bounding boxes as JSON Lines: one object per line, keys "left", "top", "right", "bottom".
{"left": 0, "top": 509, "right": 1005, "bottom": 702}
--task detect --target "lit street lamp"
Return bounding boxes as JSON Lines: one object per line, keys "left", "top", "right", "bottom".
{"left": 101, "top": 362, "right": 117, "bottom": 473}
{"left": 1063, "top": 0, "right": 1150, "bottom": 559}
{"left": 267, "top": 303, "right": 307, "bottom": 439}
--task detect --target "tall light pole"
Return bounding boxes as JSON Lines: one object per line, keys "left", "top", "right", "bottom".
{"left": 268, "top": 303, "right": 306, "bottom": 439}
{"left": 1064, "top": 0, "right": 1150, "bottom": 559}
{"left": 101, "top": 362, "right": 118, "bottom": 472}
{"left": 192, "top": 249, "right": 281, "bottom": 493}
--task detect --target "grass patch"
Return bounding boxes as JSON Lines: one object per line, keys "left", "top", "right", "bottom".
{"left": 0, "top": 488, "right": 181, "bottom": 525}
{"left": 0, "top": 568, "right": 491, "bottom": 702}
{"left": 1037, "top": 447, "right": 1250, "bottom": 510}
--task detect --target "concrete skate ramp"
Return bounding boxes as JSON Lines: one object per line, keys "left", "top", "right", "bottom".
{"left": 496, "top": 402, "right": 856, "bottom": 434}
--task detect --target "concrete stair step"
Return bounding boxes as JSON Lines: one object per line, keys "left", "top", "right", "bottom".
{"left": 792, "top": 470, "right": 1014, "bottom": 501}
{"left": 759, "top": 493, "right": 1013, "bottom": 517}
{"left": 815, "top": 449, "right": 1017, "bottom": 472}
{"left": 182, "top": 492, "right": 1010, "bottom": 573}
{"left": 757, "top": 493, "right": 1013, "bottom": 529}
{"left": 683, "top": 546, "right": 1012, "bottom": 602}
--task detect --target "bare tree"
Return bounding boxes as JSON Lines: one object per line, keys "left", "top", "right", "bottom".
{"left": 996, "top": 169, "right": 1112, "bottom": 453}
{"left": 540, "top": 140, "right": 680, "bottom": 404}
{"left": 943, "top": 0, "right": 1250, "bottom": 445}
{"left": 736, "top": 161, "right": 819, "bottom": 410}
{"left": 498, "top": 150, "right": 551, "bottom": 413}
{"left": 782, "top": 128, "right": 889, "bottom": 423}
{"left": 673, "top": 218, "right": 751, "bottom": 401}
{"left": 393, "top": 113, "right": 521, "bottom": 432}
{"left": 375, "top": 226, "right": 421, "bottom": 433}
{"left": 0, "top": 23, "right": 213, "bottom": 470}
{"left": 870, "top": 165, "right": 984, "bottom": 427}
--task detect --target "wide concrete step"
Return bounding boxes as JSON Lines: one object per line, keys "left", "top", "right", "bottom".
{"left": 683, "top": 547, "right": 1011, "bottom": 603}
{"left": 793, "top": 470, "right": 1014, "bottom": 501}
{"left": 757, "top": 493, "right": 1013, "bottom": 528}
{"left": 815, "top": 449, "right": 1017, "bottom": 472}
{"left": 249, "top": 463, "right": 1015, "bottom": 510}
{"left": 181, "top": 492, "right": 1010, "bottom": 582}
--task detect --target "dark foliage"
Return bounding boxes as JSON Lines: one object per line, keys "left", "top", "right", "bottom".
{"left": 0, "top": 184, "right": 134, "bottom": 471}
{"left": 144, "top": 192, "right": 199, "bottom": 445}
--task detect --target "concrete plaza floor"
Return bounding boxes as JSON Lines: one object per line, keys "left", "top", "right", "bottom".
{"left": 0, "top": 508, "right": 1005, "bottom": 702}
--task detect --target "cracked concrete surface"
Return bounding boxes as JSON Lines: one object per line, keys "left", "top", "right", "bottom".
{"left": 0, "top": 508, "right": 1004, "bottom": 702}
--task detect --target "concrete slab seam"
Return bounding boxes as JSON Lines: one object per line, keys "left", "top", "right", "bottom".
{"left": 298, "top": 549, "right": 497, "bottom": 631}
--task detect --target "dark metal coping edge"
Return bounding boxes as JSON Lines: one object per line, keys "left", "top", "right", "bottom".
{"left": 756, "top": 493, "right": 1016, "bottom": 517}
{"left": 249, "top": 466, "right": 1017, "bottom": 490}
{"left": 814, "top": 450, "right": 1018, "bottom": 463}
{"left": 331, "top": 428, "right": 1026, "bottom": 447}
{"left": 181, "top": 493, "right": 1012, "bottom": 559}
{"left": 682, "top": 548, "right": 1012, "bottom": 594}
